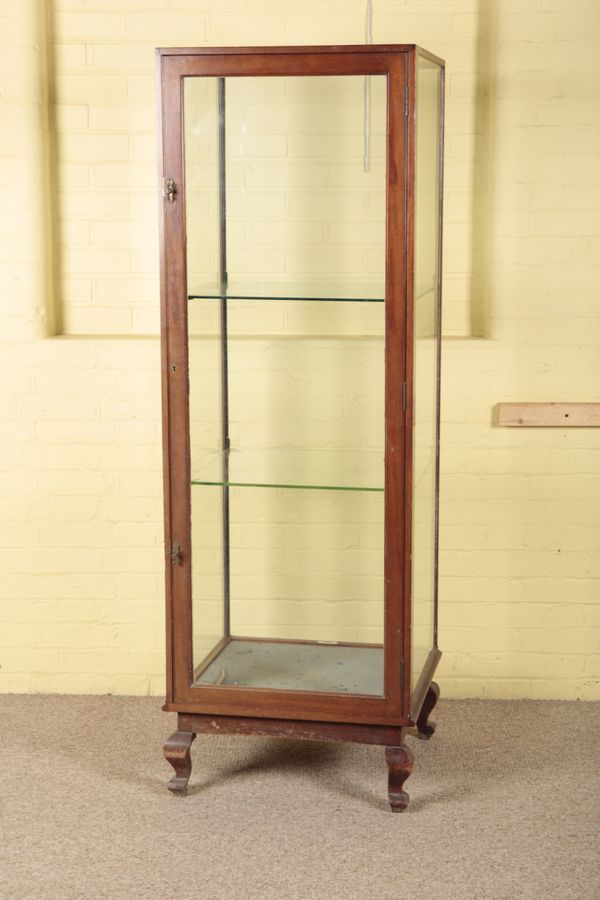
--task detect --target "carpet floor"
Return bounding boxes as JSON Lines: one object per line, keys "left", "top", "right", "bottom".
{"left": 0, "top": 695, "right": 598, "bottom": 900}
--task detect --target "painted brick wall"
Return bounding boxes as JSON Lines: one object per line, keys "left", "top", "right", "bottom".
{"left": 0, "top": 0, "right": 598, "bottom": 698}
{"left": 49, "top": 0, "right": 487, "bottom": 337}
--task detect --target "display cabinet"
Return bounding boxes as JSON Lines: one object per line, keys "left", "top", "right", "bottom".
{"left": 157, "top": 44, "right": 444, "bottom": 811}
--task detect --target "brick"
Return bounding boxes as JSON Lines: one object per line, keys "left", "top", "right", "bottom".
{"left": 62, "top": 132, "right": 131, "bottom": 165}
{"left": 30, "top": 673, "right": 113, "bottom": 693}
{"left": 209, "top": 12, "right": 287, "bottom": 40}
{"left": 0, "top": 674, "right": 32, "bottom": 691}
{"left": 53, "top": 11, "right": 126, "bottom": 41}
{"left": 127, "top": 74, "right": 155, "bottom": 100}
{"left": 54, "top": 73, "right": 129, "bottom": 105}
{"left": 60, "top": 190, "right": 131, "bottom": 219}
{"left": 21, "top": 393, "right": 101, "bottom": 421}
{"left": 130, "top": 249, "right": 158, "bottom": 274}
{"left": 125, "top": 11, "right": 207, "bottom": 40}
{"left": 99, "top": 648, "right": 163, "bottom": 674}
{"left": 62, "top": 306, "right": 134, "bottom": 335}
{"left": 131, "top": 306, "right": 160, "bottom": 333}
{"left": 90, "top": 44, "right": 154, "bottom": 73}
{"left": 53, "top": 44, "right": 88, "bottom": 72}
{"left": 92, "top": 161, "right": 156, "bottom": 188}
{"left": 98, "top": 496, "right": 157, "bottom": 523}
{"left": 35, "top": 418, "right": 115, "bottom": 445}
{"left": 89, "top": 103, "right": 155, "bottom": 133}
{"left": 60, "top": 245, "right": 131, "bottom": 275}
{"left": 90, "top": 219, "right": 156, "bottom": 247}
{"left": 129, "top": 133, "right": 157, "bottom": 160}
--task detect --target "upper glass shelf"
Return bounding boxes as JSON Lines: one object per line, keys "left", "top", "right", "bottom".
{"left": 188, "top": 280, "right": 385, "bottom": 303}
{"left": 192, "top": 479, "right": 383, "bottom": 493}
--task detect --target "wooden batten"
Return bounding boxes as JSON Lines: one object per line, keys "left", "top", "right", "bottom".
{"left": 497, "top": 403, "right": 600, "bottom": 427}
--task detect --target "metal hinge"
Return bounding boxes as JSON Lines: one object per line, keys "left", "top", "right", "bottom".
{"left": 164, "top": 178, "right": 176, "bottom": 203}
{"left": 404, "top": 85, "right": 409, "bottom": 117}
{"left": 171, "top": 540, "right": 182, "bottom": 566}
{"left": 402, "top": 382, "right": 407, "bottom": 412}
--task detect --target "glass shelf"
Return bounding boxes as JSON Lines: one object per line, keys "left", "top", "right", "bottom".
{"left": 192, "top": 479, "right": 383, "bottom": 493}
{"left": 188, "top": 280, "right": 385, "bottom": 303}
{"left": 190, "top": 447, "right": 384, "bottom": 493}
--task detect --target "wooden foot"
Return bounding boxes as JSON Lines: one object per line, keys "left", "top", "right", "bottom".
{"left": 385, "top": 744, "right": 413, "bottom": 812}
{"left": 416, "top": 681, "right": 440, "bottom": 740}
{"left": 164, "top": 730, "right": 196, "bottom": 795}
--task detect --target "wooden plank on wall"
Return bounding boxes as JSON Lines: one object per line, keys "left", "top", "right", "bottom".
{"left": 497, "top": 403, "right": 600, "bottom": 427}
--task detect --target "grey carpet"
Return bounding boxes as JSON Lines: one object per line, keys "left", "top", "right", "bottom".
{"left": 0, "top": 695, "right": 598, "bottom": 900}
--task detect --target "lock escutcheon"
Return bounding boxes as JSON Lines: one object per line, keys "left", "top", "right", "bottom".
{"left": 171, "top": 540, "right": 182, "bottom": 566}
{"left": 164, "top": 178, "right": 176, "bottom": 203}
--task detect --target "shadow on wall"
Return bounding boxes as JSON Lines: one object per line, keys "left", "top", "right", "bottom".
{"left": 470, "top": 0, "right": 496, "bottom": 339}
{"left": 41, "top": 2, "right": 62, "bottom": 337}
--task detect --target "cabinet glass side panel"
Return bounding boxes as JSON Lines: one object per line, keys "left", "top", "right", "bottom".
{"left": 184, "top": 74, "right": 387, "bottom": 695}
{"left": 185, "top": 79, "right": 226, "bottom": 671}
{"left": 411, "top": 58, "right": 442, "bottom": 688}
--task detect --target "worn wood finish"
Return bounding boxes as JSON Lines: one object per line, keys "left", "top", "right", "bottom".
{"left": 163, "top": 692, "right": 410, "bottom": 727}
{"left": 416, "top": 681, "right": 440, "bottom": 740}
{"left": 158, "top": 44, "right": 445, "bottom": 810}
{"left": 163, "top": 53, "right": 391, "bottom": 83}
{"left": 498, "top": 402, "right": 600, "bottom": 427}
{"left": 178, "top": 713, "right": 406, "bottom": 747}
{"left": 385, "top": 742, "right": 414, "bottom": 812}
{"left": 163, "top": 730, "right": 196, "bottom": 794}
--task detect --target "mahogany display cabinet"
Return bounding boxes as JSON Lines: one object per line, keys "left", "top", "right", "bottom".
{"left": 157, "top": 44, "right": 444, "bottom": 811}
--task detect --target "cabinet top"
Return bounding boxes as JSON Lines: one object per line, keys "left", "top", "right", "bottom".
{"left": 156, "top": 44, "right": 444, "bottom": 67}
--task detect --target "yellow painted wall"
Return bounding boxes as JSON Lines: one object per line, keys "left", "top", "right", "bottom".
{"left": 0, "top": 0, "right": 598, "bottom": 698}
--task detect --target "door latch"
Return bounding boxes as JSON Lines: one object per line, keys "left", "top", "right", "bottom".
{"left": 164, "top": 178, "right": 176, "bottom": 203}
{"left": 171, "top": 540, "right": 182, "bottom": 566}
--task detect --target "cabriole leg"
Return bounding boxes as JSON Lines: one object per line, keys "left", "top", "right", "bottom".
{"left": 416, "top": 681, "right": 440, "bottom": 740}
{"left": 164, "top": 730, "right": 196, "bottom": 794}
{"left": 385, "top": 743, "right": 414, "bottom": 812}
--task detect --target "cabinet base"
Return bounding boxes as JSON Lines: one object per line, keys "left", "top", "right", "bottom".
{"left": 163, "top": 682, "right": 440, "bottom": 811}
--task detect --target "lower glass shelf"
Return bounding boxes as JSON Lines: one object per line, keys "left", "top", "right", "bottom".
{"left": 191, "top": 479, "right": 383, "bottom": 493}
{"left": 194, "top": 637, "right": 384, "bottom": 695}
{"left": 188, "top": 279, "right": 385, "bottom": 303}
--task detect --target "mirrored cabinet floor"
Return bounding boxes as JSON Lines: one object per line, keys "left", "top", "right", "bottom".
{"left": 158, "top": 44, "right": 444, "bottom": 812}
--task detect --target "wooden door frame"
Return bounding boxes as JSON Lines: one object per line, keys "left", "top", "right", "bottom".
{"left": 157, "top": 45, "right": 419, "bottom": 727}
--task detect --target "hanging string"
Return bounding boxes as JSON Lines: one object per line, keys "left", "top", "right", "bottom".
{"left": 363, "top": 0, "right": 373, "bottom": 172}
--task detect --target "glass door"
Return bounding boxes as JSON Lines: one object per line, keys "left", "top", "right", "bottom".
{"left": 185, "top": 72, "right": 387, "bottom": 696}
